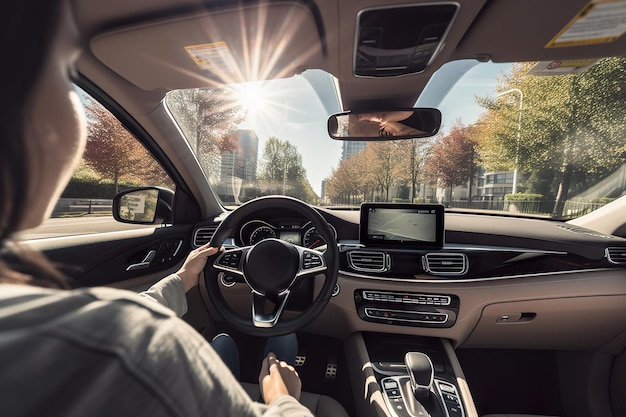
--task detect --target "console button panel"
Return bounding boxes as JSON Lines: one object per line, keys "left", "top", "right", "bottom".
{"left": 365, "top": 308, "right": 448, "bottom": 323}
{"left": 380, "top": 376, "right": 465, "bottom": 417}
{"left": 435, "top": 380, "right": 465, "bottom": 417}
{"left": 363, "top": 291, "right": 451, "bottom": 306}
{"left": 355, "top": 290, "right": 459, "bottom": 328}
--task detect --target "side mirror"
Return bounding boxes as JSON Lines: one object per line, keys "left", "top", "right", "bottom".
{"left": 112, "top": 187, "right": 174, "bottom": 225}
{"left": 328, "top": 108, "right": 441, "bottom": 140}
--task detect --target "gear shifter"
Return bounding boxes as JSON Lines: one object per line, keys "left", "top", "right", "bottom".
{"left": 404, "top": 352, "right": 434, "bottom": 399}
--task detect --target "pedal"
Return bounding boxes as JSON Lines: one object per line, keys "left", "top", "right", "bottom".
{"left": 295, "top": 355, "right": 306, "bottom": 367}
{"left": 325, "top": 363, "right": 338, "bottom": 379}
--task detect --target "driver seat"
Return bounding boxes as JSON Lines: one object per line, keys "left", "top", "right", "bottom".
{"left": 240, "top": 382, "right": 350, "bottom": 417}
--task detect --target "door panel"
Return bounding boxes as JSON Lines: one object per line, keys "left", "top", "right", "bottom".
{"left": 24, "top": 225, "right": 194, "bottom": 287}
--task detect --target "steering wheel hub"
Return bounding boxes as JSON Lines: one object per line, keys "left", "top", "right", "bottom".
{"left": 244, "top": 238, "right": 299, "bottom": 295}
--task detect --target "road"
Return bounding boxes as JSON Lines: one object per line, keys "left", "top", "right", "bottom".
{"left": 16, "top": 216, "right": 156, "bottom": 240}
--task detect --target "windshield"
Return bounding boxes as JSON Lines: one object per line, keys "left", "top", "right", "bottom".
{"left": 165, "top": 58, "right": 626, "bottom": 219}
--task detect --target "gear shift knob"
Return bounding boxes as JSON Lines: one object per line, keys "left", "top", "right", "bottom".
{"left": 404, "top": 352, "right": 434, "bottom": 398}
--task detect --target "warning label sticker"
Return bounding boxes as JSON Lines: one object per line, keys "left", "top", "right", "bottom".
{"left": 546, "top": 0, "right": 626, "bottom": 47}
{"left": 526, "top": 59, "right": 600, "bottom": 76}
{"left": 184, "top": 42, "right": 237, "bottom": 75}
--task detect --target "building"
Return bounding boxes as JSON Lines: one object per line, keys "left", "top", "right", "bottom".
{"left": 341, "top": 141, "right": 367, "bottom": 161}
{"left": 422, "top": 168, "right": 515, "bottom": 208}
{"left": 476, "top": 169, "right": 514, "bottom": 200}
{"left": 218, "top": 129, "right": 259, "bottom": 203}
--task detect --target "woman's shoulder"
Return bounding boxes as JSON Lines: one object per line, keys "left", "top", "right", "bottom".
{"left": 0, "top": 282, "right": 207, "bottom": 376}
{"left": 0, "top": 283, "right": 177, "bottom": 318}
{"left": 0, "top": 283, "right": 185, "bottom": 345}
{"left": 0, "top": 284, "right": 248, "bottom": 416}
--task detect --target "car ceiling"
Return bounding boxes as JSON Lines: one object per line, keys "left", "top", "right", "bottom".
{"left": 72, "top": 0, "right": 626, "bottom": 113}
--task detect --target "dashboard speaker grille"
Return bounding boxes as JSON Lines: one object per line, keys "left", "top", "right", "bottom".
{"left": 348, "top": 251, "right": 390, "bottom": 272}
{"left": 423, "top": 253, "right": 468, "bottom": 275}
{"left": 193, "top": 226, "right": 218, "bottom": 247}
{"left": 606, "top": 247, "right": 626, "bottom": 265}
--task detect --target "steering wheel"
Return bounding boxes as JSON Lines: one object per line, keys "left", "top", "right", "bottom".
{"left": 205, "top": 196, "right": 339, "bottom": 336}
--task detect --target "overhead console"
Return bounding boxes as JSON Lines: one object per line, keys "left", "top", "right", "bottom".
{"left": 354, "top": 4, "right": 460, "bottom": 77}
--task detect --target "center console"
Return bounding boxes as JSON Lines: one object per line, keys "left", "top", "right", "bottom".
{"left": 346, "top": 332, "right": 477, "bottom": 417}
{"left": 344, "top": 204, "right": 476, "bottom": 416}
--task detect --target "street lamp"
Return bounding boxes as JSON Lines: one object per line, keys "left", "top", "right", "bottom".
{"left": 495, "top": 88, "right": 523, "bottom": 194}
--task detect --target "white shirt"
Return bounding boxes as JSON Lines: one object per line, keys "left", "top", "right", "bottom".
{"left": 0, "top": 276, "right": 313, "bottom": 417}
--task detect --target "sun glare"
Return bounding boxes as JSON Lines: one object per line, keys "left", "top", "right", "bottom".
{"left": 236, "top": 83, "right": 267, "bottom": 113}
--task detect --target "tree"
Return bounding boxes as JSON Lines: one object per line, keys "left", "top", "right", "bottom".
{"left": 83, "top": 99, "right": 144, "bottom": 194}
{"left": 258, "top": 137, "right": 318, "bottom": 203}
{"left": 352, "top": 149, "right": 378, "bottom": 202}
{"left": 326, "top": 154, "right": 365, "bottom": 205}
{"left": 364, "top": 141, "right": 401, "bottom": 202}
{"left": 325, "top": 163, "right": 349, "bottom": 205}
{"left": 82, "top": 98, "right": 174, "bottom": 193}
{"left": 475, "top": 57, "right": 626, "bottom": 217}
{"left": 166, "top": 86, "right": 246, "bottom": 181}
{"left": 395, "top": 138, "right": 431, "bottom": 202}
{"left": 423, "top": 122, "right": 477, "bottom": 203}
{"left": 325, "top": 145, "right": 382, "bottom": 205}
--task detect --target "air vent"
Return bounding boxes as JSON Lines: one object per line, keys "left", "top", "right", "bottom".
{"left": 193, "top": 226, "right": 218, "bottom": 247}
{"left": 606, "top": 247, "right": 626, "bottom": 265}
{"left": 423, "top": 253, "right": 468, "bottom": 276}
{"left": 348, "top": 251, "right": 390, "bottom": 273}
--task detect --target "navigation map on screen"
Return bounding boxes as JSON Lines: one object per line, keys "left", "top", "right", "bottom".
{"left": 367, "top": 207, "right": 437, "bottom": 242}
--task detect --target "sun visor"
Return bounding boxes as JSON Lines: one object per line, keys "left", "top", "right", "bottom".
{"left": 90, "top": 2, "right": 325, "bottom": 90}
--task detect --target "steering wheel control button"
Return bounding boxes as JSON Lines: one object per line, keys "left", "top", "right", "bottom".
{"left": 220, "top": 274, "right": 237, "bottom": 287}
{"left": 302, "top": 251, "right": 324, "bottom": 270}
{"left": 218, "top": 252, "right": 242, "bottom": 269}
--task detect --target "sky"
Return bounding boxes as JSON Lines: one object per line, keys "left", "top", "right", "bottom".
{"left": 238, "top": 61, "right": 512, "bottom": 196}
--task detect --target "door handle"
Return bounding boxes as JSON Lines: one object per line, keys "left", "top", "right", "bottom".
{"left": 496, "top": 312, "right": 536, "bottom": 323}
{"left": 126, "top": 250, "right": 157, "bottom": 271}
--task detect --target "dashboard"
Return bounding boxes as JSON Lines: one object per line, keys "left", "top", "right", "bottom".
{"left": 193, "top": 202, "right": 626, "bottom": 349}
{"left": 206, "top": 204, "right": 626, "bottom": 284}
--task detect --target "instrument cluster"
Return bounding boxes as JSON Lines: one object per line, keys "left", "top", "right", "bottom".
{"left": 239, "top": 219, "right": 337, "bottom": 250}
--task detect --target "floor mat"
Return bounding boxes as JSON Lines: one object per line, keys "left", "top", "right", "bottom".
{"left": 210, "top": 328, "right": 355, "bottom": 415}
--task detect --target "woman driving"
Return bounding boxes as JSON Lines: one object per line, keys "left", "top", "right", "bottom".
{"left": 0, "top": 1, "right": 312, "bottom": 415}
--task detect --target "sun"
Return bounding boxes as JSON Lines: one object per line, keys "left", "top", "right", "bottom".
{"left": 235, "top": 82, "right": 267, "bottom": 114}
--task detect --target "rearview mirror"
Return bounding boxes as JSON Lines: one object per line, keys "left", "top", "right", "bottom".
{"left": 328, "top": 108, "right": 441, "bottom": 140}
{"left": 112, "top": 187, "right": 174, "bottom": 224}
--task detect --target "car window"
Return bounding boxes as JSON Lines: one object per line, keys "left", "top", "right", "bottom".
{"left": 16, "top": 86, "right": 175, "bottom": 240}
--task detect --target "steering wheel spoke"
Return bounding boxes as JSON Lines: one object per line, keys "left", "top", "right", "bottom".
{"left": 296, "top": 247, "right": 327, "bottom": 278}
{"left": 212, "top": 247, "right": 249, "bottom": 277}
{"left": 252, "top": 291, "right": 290, "bottom": 328}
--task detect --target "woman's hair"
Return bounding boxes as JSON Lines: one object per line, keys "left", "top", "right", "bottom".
{"left": 0, "top": 1, "right": 73, "bottom": 288}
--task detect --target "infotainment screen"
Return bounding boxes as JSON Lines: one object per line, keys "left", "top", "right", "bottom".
{"left": 359, "top": 203, "right": 444, "bottom": 248}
